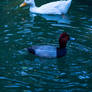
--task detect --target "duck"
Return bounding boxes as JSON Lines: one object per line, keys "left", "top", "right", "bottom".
{"left": 20, "top": 0, "right": 72, "bottom": 15}
{"left": 27, "top": 32, "right": 70, "bottom": 58}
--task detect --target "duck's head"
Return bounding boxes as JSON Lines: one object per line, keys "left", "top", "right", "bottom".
{"left": 20, "top": 0, "right": 35, "bottom": 7}
{"left": 59, "top": 32, "right": 70, "bottom": 48}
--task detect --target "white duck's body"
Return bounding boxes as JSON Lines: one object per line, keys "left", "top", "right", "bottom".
{"left": 20, "top": 0, "right": 72, "bottom": 15}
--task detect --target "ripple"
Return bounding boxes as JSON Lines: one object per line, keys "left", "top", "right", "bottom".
{"left": 6, "top": 33, "right": 14, "bottom": 36}
{"left": 17, "top": 29, "right": 31, "bottom": 34}
{"left": 4, "top": 85, "right": 20, "bottom": 88}
{"left": 71, "top": 42, "right": 92, "bottom": 53}
{"left": 0, "top": 76, "right": 8, "bottom": 80}
{"left": 78, "top": 75, "right": 89, "bottom": 80}
{"left": 0, "top": 0, "right": 92, "bottom": 91}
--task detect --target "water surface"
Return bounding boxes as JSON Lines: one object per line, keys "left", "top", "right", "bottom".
{"left": 0, "top": 0, "right": 92, "bottom": 92}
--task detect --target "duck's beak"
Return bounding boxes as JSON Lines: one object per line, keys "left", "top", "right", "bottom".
{"left": 20, "top": 2, "right": 27, "bottom": 7}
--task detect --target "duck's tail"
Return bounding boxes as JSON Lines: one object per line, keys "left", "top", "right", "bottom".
{"left": 27, "top": 47, "right": 35, "bottom": 54}
{"left": 68, "top": 0, "right": 72, "bottom": 3}
{"left": 60, "top": 0, "right": 72, "bottom": 2}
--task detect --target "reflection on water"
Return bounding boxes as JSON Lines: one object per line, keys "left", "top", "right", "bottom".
{"left": 37, "top": 14, "right": 71, "bottom": 24}
{"left": 0, "top": 0, "right": 92, "bottom": 92}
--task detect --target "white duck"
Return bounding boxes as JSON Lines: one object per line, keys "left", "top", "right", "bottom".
{"left": 20, "top": 0, "right": 72, "bottom": 15}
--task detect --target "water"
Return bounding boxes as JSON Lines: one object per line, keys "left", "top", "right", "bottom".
{"left": 0, "top": 0, "right": 92, "bottom": 92}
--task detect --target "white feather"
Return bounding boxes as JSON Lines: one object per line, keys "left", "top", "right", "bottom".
{"left": 25, "top": 0, "right": 72, "bottom": 14}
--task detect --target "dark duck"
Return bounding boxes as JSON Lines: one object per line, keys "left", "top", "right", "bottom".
{"left": 27, "top": 32, "right": 70, "bottom": 58}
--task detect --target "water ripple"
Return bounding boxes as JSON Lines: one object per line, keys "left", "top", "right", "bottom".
{"left": 0, "top": 0, "right": 92, "bottom": 91}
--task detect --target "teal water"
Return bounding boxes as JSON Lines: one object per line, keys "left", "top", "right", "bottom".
{"left": 0, "top": 0, "right": 92, "bottom": 92}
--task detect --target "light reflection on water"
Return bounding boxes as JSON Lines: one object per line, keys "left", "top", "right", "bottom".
{"left": 0, "top": 0, "right": 92, "bottom": 92}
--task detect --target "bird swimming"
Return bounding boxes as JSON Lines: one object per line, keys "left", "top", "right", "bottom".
{"left": 27, "top": 32, "right": 70, "bottom": 58}
{"left": 20, "top": 0, "right": 72, "bottom": 15}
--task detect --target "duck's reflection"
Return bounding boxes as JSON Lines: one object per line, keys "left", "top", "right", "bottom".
{"left": 56, "top": 57, "right": 70, "bottom": 73}
{"left": 25, "top": 53, "right": 69, "bottom": 73}
{"left": 30, "top": 13, "right": 71, "bottom": 24}
{"left": 40, "top": 14, "right": 71, "bottom": 24}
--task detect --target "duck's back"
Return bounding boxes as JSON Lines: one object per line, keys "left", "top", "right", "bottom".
{"left": 32, "top": 45, "right": 57, "bottom": 58}
{"left": 36, "top": 0, "right": 71, "bottom": 14}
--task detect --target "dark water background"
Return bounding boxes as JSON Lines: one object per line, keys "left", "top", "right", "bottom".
{"left": 0, "top": 0, "right": 92, "bottom": 92}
